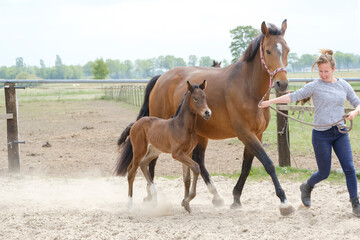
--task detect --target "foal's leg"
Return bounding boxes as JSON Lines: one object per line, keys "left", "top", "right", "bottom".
{"left": 236, "top": 132, "right": 295, "bottom": 216}
{"left": 193, "top": 137, "right": 224, "bottom": 206}
{"left": 127, "top": 153, "right": 144, "bottom": 212}
{"left": 127, "top": 137, "right": 148, "bottom": 212}
{"left": 230, "top": 147, "right": 254, "bottom": 209}
{"left": 173, "top": 151, "right": 200, "bottom": 213}
{"left": 140, "top": 145, "right": 160, "bottom": 203}
{"left": 182, "top": 164, "right": 191, "bottom": 199}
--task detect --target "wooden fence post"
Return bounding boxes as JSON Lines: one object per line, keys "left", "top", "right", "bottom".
{"left": 276, "top": 92, "right": 290, "bottom": 167}
{"left": 5, "top": 83, "right": 20, "bottom": 173}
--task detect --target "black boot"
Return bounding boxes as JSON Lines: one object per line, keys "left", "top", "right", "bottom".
{"left": 300, "top": 182, "right": 313, "bottom": 207}
{"left": 350, "top": 197, "right": 360, "bottom": 217}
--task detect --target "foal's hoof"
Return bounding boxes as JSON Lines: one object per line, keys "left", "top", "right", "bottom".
{"left": 280, "top": 202, "right": 295, "bottom": 216}
{"left": 230, "top": 201, "right": 241, "bottom": 210}
{"left": 212, "top": 196, "right": 225, "bottom": 207}
{"left": 181, "top": 200, "right": 191, "bottom": 213}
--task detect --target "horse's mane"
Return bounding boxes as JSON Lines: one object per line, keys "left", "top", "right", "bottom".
{"left": 241, "top": 23, "right": 283, "bottom": 63}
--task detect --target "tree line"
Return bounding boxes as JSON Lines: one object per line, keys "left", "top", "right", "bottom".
{"left": 1, "top": 26, "right": 359, "bottom": 80}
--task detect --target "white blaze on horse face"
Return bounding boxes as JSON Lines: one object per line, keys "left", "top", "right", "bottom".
{"left": 276, "top": 42, "right": 284, "bottom": 66}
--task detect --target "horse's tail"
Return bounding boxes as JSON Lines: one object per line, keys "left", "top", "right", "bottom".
{"left": 114, "top": 75, "right": 161, "bottom": 176}
{"left": 117, "top": 122, "right": 134, "bottom": 147}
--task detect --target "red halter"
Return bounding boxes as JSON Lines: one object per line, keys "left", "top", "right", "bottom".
{"left": 260, "top": 40, "right": 287, "bottom": 88}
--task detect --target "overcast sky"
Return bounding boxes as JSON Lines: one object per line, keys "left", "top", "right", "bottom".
{"left": 0, "top": 0, "right": 359, "bottom": 67}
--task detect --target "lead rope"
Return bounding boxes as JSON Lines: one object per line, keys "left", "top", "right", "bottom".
{"left": 257, "top": 87, "right": 353, "bottom": 134}
{"left": 258, "top": 40, "right": 352, "bottom": 134}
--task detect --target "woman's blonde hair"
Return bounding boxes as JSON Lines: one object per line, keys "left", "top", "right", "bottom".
{"left": 311, "top": 48, "right": 336, "bottom": 70}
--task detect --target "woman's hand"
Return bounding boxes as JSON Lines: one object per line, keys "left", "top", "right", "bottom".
{"left": 346, "top": 109, "right": 359, "bottom": 121}
{"left": 258, "top": 100, "right": 270, "bottom": 108}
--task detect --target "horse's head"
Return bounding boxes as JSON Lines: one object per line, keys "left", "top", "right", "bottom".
{"left": 187, "top": 80, "right": 212, "bottom": 121}
{"left": 260, "top": 19, "right": 289, "bottom": 93}
{"left": 211, "top": 60, "right": 222, "bottom": 68}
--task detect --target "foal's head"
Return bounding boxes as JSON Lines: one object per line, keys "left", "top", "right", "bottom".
{"left": 186, "top": 80, "right": 211, "bottom": 121}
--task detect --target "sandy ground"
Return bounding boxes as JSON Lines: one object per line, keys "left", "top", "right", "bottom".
{"left": 1, "top": 100, "right": 360, "bottom": 239}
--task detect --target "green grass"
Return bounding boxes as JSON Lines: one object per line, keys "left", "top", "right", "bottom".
{"left": 212, "top": 166, "right": 360, "bottom": 183}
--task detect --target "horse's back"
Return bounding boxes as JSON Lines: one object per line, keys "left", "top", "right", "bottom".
{"left": 149, "top": 66, "right": 227, "bottom": 119}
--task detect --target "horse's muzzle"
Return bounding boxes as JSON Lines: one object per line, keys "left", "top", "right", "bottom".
{"left": 202, "top": 109, "right": 212, "bottom": 121}
{"left": 274, "top": 80, "right": 288, "bottom": 93}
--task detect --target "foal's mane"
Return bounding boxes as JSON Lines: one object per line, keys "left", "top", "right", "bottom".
{"left": 241, "top": 23, "right": 283, "bottom": 63}
{"left": 172, "top": 84, "right": 200, "bottom": 118}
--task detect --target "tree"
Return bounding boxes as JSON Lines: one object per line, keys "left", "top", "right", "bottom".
{"left": 106, "top": 59, "right": 121, "bottom": 79}
{"left": 92, "top": 58, "right": 110, "bottom": 79}
{"left": 54, "top": 55, "right": 64, "bottom": 78}
{"left": 199, "top": 56, "right": 212, "bottom": 67}
{"left": 174, "top": 57, "right": 186, "bottom": 67}
{"left": 16, "top": 57, "right": 25, "bottom": 73}
{"left": 298, "top": 54, "right": 317, "bottom": 71}
{"left": 83, "top": 61, "right": 93, "bottom": 77}
{"left": 221, "top": 59, "right": 230, "bottom": 67}
{"left": 288, "top": 53, "right": 299, "bottom": 72}
{"left": 188, "top": 55, "right": 198, "bottom": 66}
{"left": 229, "top": 25, "right": 260, "bottom": 62}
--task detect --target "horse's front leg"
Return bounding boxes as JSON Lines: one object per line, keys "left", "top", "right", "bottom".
{"left": 192, "top": 137, "right": 224, "bottom": 207}
{"left": 238, "top": 133, "right": 295, "bottom": 216}
{"left": 230, "top": 147, "right": 254, "bottom": 209}
{"left": 173, "top": 151, "right": 200, "bottom": 213}
{"left": 182, "top": 164, "right": 191, "bottom": 199}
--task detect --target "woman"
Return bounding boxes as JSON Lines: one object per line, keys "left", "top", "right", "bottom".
{"left": 259, "top": 49, "right": 360, "bottom": 216}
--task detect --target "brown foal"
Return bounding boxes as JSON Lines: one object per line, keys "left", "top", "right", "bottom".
{"left": 123, "top": 80, "right": 211, "bottom": 213}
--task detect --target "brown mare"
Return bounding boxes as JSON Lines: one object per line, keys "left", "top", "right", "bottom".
{"left": 115, "top": 20, "right": 295, "bottom": 215}
{"left": 117, "top": 81, "right": 211, "bottom": 213}
{"left": 211, "top": 60, "right": 222, "bottom": 68}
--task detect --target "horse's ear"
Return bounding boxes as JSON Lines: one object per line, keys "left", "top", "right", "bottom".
{"left": 199, "top": 80, "right": 207, "bottom": 90}
{"left": 187, "top": 81, "right": 194, "bottom": 93}
{"left": 280, "top": 19, "right": 287, "bottom": 36}
{"left": 261, "top": 21, "right": 269, "bottom": 37}
{"left": 213, "top": 60, "right": 216, "bottom": 64}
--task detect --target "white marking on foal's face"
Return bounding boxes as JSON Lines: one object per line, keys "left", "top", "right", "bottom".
{"left": 276, "top": 42, "right": 283, "bottom": 66}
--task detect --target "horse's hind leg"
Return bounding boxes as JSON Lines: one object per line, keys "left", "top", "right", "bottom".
{"left": 140, "top": 145, "right": 160, "bottom": 203}
{"left": 148, "top": 157, "right": 158, "bottom": 181}
{"left": 127, "top": 133, "right": 148, "bottom": 212}
{"left": 230, "top": 147, "right": 254, "bottom": 209}
{"left": 193, "top": 138, "right": 224, "bottom": 206}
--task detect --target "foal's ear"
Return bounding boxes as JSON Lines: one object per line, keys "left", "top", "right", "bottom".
{"left": 261, "top": 21, "right": 269, "bottom": 37}
{"left": 199, "top": 80, "right": 207, "bottom": 90}
{"left": 187, "top": 81, "right": 194, "bottom": 93}
{"left": 280, "top": 19, "right": 287, "bottom": 36}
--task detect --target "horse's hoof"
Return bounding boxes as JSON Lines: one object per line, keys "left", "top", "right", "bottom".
{"left": 280, "top": 202, "right": 296, "bottom": 216}
{"left": 212, "top": 196, "right": 225, "bottom": 207}
{"left": 230, "top": 201, "right": 241, "bottom": 210}
{"left": 181, "top": 199, "right": 191, "bottom": 213}
{"left": 183, "top": 204, "right": 191, "bottom": 213}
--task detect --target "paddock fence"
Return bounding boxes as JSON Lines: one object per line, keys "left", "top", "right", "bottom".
{"left": 1, "top": 77, "right": 360, "bottom": 172}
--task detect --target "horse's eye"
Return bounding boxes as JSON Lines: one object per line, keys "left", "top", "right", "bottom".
{"left": 193, "top": 97, "right": 198, "bottom": 102}
{"left": 266, "top": 50, "right": 271, "bottom": 54}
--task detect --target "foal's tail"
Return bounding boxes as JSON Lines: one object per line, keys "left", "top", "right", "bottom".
{"left": 114, "top": 75, "right": 161, "bottom": 176}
